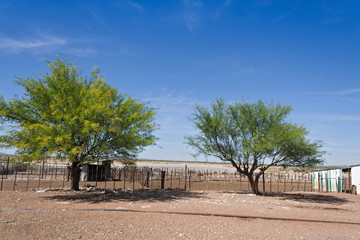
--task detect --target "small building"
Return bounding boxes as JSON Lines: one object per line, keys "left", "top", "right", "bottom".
{"left": 312, "top": 169, "right": 342, "bottom": 193}
{"left": 350, "top": 164, "right": 360, "bottom": 194}
{"left": 313, "top": 165, "right": 360, "bottom": 194}
{"left": 81, "top": 160, "right": 112, "bottom": 181}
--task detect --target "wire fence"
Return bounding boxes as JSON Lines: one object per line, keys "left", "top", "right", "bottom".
{"left": 0, "top": 161, "right": 353, "bottom": 193}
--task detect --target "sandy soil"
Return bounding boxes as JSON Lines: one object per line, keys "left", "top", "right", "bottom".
{"left": 1, "top": 189, "right": 359, "bottom": 240}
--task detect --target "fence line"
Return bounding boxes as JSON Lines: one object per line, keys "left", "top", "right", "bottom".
{"left": 0, "top": 161, "right": 352, "bottom": 193}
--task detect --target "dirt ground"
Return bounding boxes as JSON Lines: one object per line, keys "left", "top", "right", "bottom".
{"left": 0, "top": 189, "right": 359, "bottom": 240}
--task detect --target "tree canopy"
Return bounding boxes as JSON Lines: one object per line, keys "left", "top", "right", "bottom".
{"left": 0, "top": 57, "right": 158, "bottom": 190}
{"left": 185, "top": 98, "right": 324, "bottom": 195}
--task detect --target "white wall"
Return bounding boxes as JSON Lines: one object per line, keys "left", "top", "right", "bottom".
{"left": 352, "top": 166, "right": 360, "bottom": 194}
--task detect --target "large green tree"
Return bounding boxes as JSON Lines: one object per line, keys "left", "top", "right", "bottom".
{"left": 0, "top": 57, "right": 158, "bottom": 190}
{"left": 186, "top": 99, "right": 324, "bottom": 195}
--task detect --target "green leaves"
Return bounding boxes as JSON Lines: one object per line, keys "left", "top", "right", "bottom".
{"left": 186, "top": 98, "right": 324, "bottom": 171}
{"left": 0, "top": 57, "right": 158, "bottom": 163}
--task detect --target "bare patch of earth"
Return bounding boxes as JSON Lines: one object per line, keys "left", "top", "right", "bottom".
{"left": 1, "top": 189, "right": 359, "bottom": 239}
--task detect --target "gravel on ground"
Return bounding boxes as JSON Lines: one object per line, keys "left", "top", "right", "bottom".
{"left": 1, "top": 189, "right": 359, "bottom": 240}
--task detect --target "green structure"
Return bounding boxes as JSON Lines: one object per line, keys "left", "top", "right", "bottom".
{"left": 312, "top": 169, "right": 342, "bottom": 193}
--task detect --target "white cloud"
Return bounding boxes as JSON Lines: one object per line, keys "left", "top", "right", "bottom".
{"left": 182, "top": 0, "right": 203, "bottom": 33}
{"left": 0, "top": 35, "right": 67, "bottom": 52}
{"left": 120, "top": 47, "right": 136, "bottom": 56}
{"left": 326, "top": 115, "right": 360, "bottom": 121}
{"left": 334, "top": 88, "right": 360, "bottom": 95}
{"left": 0, "top": 34, "right": 97, "bottom": 57}
{"left": 113, "top": 1, "right": 144, "bottom": 14}
{"left": 326, "top": 148, "right": 360, "bottom": 154}
{"left": 125, "top": 1, "right": 143, "bottom": 12}
{"left": 297, "top": 114, "right": 360, "bottom": 122}
{"left": 143, "top": 88, "right": 199, "bottom": 135}
{"left": 183, "top": 0, "right": 202, "bottom": 9}
{"left": 137, "top": 88, "right": 202, "bottom": 161}
{"left": 276, "top": 10, "right": 296, "bottom": 22}
{"left": 183, "top": 13, "right": 200, "bottom": 33}
{"left": 224, "top": 0, "right": 232, "bottom": 7}
{"left": 304, "top": 88, "right": 360, "bottom": 96}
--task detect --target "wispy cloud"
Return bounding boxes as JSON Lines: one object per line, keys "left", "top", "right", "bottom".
{"left": 0, "top": 34, "right": 97, "bottom": 57}
{"left": 125, "top": 1, "right": 143, "bottom": 12}
{"left": 120, "top": 47, "right": 136, "bottom": 57}
{"left": 326, "top": 147, "right": 360, "bottom": 154}
{"left": 113, "top": 1, "right": 144, "bottom": 14}
{"left": 324, "top": 115, "right": 360, "bottom": 121}
{"left": 332, "top": 88, "right": 360, "bottom": 95}
{"left": 138, "top": 88, "right": 202, "bottom": 160}
{"left": 304, "top": 88, "right": 360, "bottom": 96}
{"left": 182, "top": 0, "right": 203, "bottom": 33}
{"left": 0, "top": 35, "right": 67, "bottom": 52}
{"left": 276, "top": 10, "right": 296, "bottom": 22}
{"left": 224, "top": 0, "right": 232, "bottom": 7}
{"left": 143, "top": 87, "right": 198, "bottom": 134}
{"left": 298, "top": 114, "right": 360, "bottom": 122}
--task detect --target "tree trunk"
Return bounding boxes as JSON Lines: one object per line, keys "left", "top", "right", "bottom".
{"left": 71, "top": 162, "right": 81, "bottom": 191}
{"left": 246, "top": 173, "right": 262, "bottom": 195}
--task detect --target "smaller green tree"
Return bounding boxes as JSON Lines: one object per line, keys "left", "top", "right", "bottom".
{"left": 0, "top": 57, "right": 158, "bottom": 190}
{"left": 185, "top": 98, "right": 324, "bottom": 195}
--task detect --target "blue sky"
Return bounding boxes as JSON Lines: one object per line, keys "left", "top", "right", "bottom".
{"left": 0, "top": 0, "right": 359, "bottom": 165}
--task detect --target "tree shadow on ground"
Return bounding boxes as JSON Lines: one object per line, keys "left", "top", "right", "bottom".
{"left": 42, "top": 188, "right": 205, "bottom": 204}
{"left": 264, "top": 192, "right": 350, "bottom": 205}
{"left": 222, "top": 191, "right": 350, "bottom": 205}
